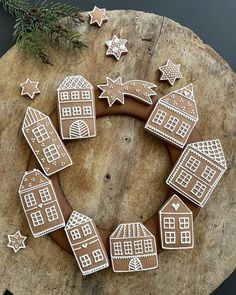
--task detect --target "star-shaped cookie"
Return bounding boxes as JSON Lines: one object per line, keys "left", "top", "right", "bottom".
{"left": 89, "top": 6, "right": 108, "bottom": 27}
{"left": 98, "top": 77, "right": 124, "bottom": 107}
{"left": 105, "top": 35, "right": 128, "bottom": 61}
{"left": 20, "top": 78, "right": 40, "bottom": 99}
{"left": 159, "top": 60, "right": 183, "bottom": 85}
{"left": 7, "top": 230, "right": 27, "bottom": 253}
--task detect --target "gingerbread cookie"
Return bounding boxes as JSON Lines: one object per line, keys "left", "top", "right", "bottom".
{"left": 89, "top": 6, "right": 108, "bottom": 27}
{"left": 110, "top": 222, "right": 158, "bottom": 273}
{"left": 7, "top": 230, "right": 27, "bottom": 253}
{"left": 18, "top": 169, "right": 65, "bottom": 238}
{"left": 166, "top": 139, "right": 227, "bottom": 207}
{"left": 20, "top": 78, "right": 40, "bottom": 99}
{"left": 65, "top": 211, "right": 109, "bottom": 275}
{"left": 57, "top": 75, "right": 96, "bottom": 140}
{"left": 22, "top": 107, "right": 73, "bottom": 176}
{"left": 158, "top": 60, "right": 183, "bottom": 86}
{"left": 105, "top": 35, "right": 128, "bottom": 61}
{"left": 159, "top": 194, "right": 194, "bottom": 249}
{"left": 145, "top": 84, "right": 198, "bottom": 148}
{"left": 98, "top": 77, "right": 156, "bottom": 107}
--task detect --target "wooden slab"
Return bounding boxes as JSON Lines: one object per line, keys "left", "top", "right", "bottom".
{"left": 0, "top": 10, "right": 235, "bottom": 295}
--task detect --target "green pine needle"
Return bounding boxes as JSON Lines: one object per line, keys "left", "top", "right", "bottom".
{"left": 0, "top": 0, "right": 86, "bottom": 65}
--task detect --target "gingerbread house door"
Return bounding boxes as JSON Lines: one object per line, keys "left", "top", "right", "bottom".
{"left": 69, "top": 120, "right": 90, "bottom": 138}
{"left": 129, "top": 257, "right": 142, "bottom": 271}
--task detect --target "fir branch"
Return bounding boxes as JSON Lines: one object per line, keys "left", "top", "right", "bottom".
{"left": 0, "top": 0, "right": 86, "bottom": 65}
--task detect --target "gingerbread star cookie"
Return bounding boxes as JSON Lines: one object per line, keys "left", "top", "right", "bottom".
{"left": 159, "top": 60, "right": 183, "bottom": 86}
{"left": 105, "top": 35, "right": 128, "bottom": 61}
{"left": 20, "top": 78, "right": 40, "bottom": 99}
{"left": 7, "top": 230, "right": 27, "bottom": 253}
{"left": 89, "top": 6, "right": 108, "bottom": 27}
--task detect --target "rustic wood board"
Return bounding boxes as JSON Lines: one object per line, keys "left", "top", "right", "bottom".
{"left": 0, "top": 10, "right": 235, "bottom": 295}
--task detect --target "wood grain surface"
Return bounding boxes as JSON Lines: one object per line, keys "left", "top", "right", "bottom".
{"left": 0, "top": 10, "right": 235, "bottom": 295}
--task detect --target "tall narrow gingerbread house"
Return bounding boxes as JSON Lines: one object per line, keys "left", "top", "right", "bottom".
{"left": 18, "top": 169, "right": 65, "bottom": 238}
{"left": 65, "top": 211, "right": 109, "bottom": 275}
{"left": 145, "top": 84, "right": 198, "bottom": 148}
{"left": 167, "top": 139, "right": 227, "bottom": 207}
{"left": 22, "top": 107, "right": 73, "bottom": 176}
{"left": 159, "top": 194, "right": 194, "bottom": 249}
{"left": 110, "top": 222, "right": 158, "bottom": 273}
{"left": 57, "top": 75, "right": 96, "bottom": 139}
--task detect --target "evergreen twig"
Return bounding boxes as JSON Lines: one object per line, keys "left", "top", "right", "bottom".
{"left": 0, "top": 0, "right": 86, "bottom": 65}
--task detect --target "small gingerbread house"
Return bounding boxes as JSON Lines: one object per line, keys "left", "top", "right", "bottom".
{"left": 22, "top": 107, "right": 72, "bottom": 176}
{"left": 166, "top": 139, "right": 227, "bottom": 207}
{"left": 110, "top": 222, "right": 158, "bottom": 273}
{"left": 18, "top": 169, "right": 65, "bottom": 238}
{"left": 65, "top": 211, "right": 109, "bottom": 276}
{"left": 57, "top": 75, "right": 96, "bottom": 140}
{"left": 159, "top": 194, "right": 194, "bottom": 249}
{"left": 145, "top": 84, "right": 198, "bottom": 148}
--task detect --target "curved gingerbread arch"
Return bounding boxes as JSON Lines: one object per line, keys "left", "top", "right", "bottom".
{"left": 27, "top": 89, "right": 202, "bottom": 255}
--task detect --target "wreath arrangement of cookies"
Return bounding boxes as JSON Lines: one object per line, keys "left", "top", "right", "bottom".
{"left": 8, "top": 6, "right": 227, "bottom": 276}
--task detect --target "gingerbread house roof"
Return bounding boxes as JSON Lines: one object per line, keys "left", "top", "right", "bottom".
{"left": 189, "top": 139, "right": 227, "bottom": 169}
{"left": 159, "top": 194, "right": 192, "bottom": 214}
{"left": 159, "top": 84, "right": 198, "bottom": 120}
{"left": 65, "top": 211, "right": 91, "bottom": 230}
{"left": 22, "top": 107, "right": 46, "bottom": 129}
{"left": 19, "top": 169, "right": 49, "bottom": 193}
{"left": 110, "top": 222, "right": 153, "bottom": 239}
{"left": 57, "top": 75, "right": 93, "bottom": 91}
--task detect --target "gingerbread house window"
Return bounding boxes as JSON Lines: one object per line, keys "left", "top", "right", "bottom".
{"left": 164, "top": 116, "right": 179, "bottom": 132}
{"left": 81, "top": 224, "right": 92, "bottom": 236}
{"left": 70, "top": 228, "right": 81, "bottom": 240}
{"left": 32, "top": 125, "right": 49, "bottom": 143}
{"left": 124, "top": 241, "right": 132, "bottom": 255}
{"left": 79, "top": 254, "right": 92, "bottom": 267}
{"left": 72, "top": 107, "right": 81, "bottom": 116}
{"left": 24, "top": 193, "right": 37, "bottom": 208}
{"left": 179, "top": 217, "right": 190, "bottom": 229}
{"left": 176, "top": 122, "right": 190, "bottom": 138}
{"left": 201, "top": 166, "right": 216, "bottom": 182}
{"left": 60, "top": 92, "right": 69, "bottom": 101}
{"left": 176, "top": 170, "right": 192, "bottom": 188}
{"left": 71, "top": 91, "right": 80, "bottom": 100}
{"left": 164, "top": 232, "right": 176, "bottom": 244}
{"left": 163, "top": 217, "right": 175, "bottom": 229}
{"left": 191, "top": 181, "right": 207, "bottom": 198}
{"left": 92, "top": 249, "right": 104, "bottom": 262}
{"left": 185, "top": 156, "right": 200, "bottom": 172}
{"left": 45, "top": 205, "right": 59, "bottom": 222}
{"left": 82, "top": 90, "right": 91, "bottom": 100}
{"left": 83, "top": 106, "right": 92, "bottom": 116}
{"left": 144, "top": 239, "right": 153, "bottom": 253}
{"left": 134, "top": 240, "right": 143, "bottom": 254}
{"left": 180, "top": 231, "right": 191, "bottom": 244}
{"left": 43, "top": 144, "right": 60, "bottom": 163}
{"left": 39, "top": 187, "right": 51, "bottom": 203}
{"left": 114, "top": 242, "right": 123, "bottom": 255}
{"left": 31, "top": 211, "right": 44, "bottom": 227}
{"left": 62, "top": 107, "right": 71, "bottom": 117}
{"left": 152, "top": 110, "right": 167, "bottom": 125}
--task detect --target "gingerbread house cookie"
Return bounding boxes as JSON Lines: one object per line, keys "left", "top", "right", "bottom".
{"left": 22, "top": 107, "right": 73, "bottom": 176}
{"left": 159, "top": 194, "right": 194, "bottom": 249}
{"left": 110, "top": 222, "right": 158, "bottom": 273}
{"left": 57, "top": 75, "right": 96, "bottom": 139}
{"left": 166, "top": 139, "right": 227, "bottom": 207}
{"left": 65, "top": 211, "right": 109, "bottom": 276}
{"left": 145, "top": 84, "right": 198, "bottom": 148}
{"left": 18, "top": 169, "right": 65, "bottom": 238}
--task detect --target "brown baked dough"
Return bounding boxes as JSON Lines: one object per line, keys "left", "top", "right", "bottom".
{"left": 27, "top": 89, "right": 202, "bottom": 255}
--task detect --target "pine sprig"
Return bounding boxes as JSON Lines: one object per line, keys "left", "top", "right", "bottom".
{"left": 0, "top": 0, "right": 86, "bottom": 65}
